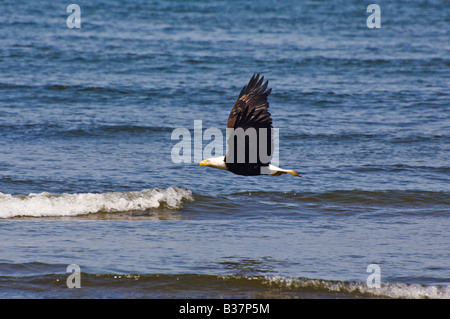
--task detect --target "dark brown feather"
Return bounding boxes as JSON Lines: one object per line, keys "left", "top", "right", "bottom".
{"left": 225, "top": 73, "right": 274, "bottom": 176}
{"left": 226, "top": 73, "right": 272, "bottom": 129}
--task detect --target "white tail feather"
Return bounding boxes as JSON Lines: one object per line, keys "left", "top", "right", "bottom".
{"left": 268, "top": 164, "right": 301, "bottom": 177}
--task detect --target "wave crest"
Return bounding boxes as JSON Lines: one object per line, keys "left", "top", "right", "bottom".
{"left": 0, "top": 186, "right": 193, "bottom": 218}
{"left": 261, "top": 276, "right": 450, "bottom": 299}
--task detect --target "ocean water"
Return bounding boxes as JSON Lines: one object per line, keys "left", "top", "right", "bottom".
{"left": 0, "top": 0, "right": 449, "bottom": 299}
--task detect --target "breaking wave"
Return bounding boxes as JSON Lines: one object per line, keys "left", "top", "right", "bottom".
{"left": 1, "top": 269, "right": 448, "bottom": 299}
{"left": 261, "top": 276, "right": 450, "bottom": 299}
{"left": 0, "top": 186, "right": 193, "bottom": 218}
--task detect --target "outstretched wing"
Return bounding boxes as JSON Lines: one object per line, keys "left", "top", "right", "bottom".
{"left": 225, "top": 74, "right": 273, "bottom": 175}
{"left": 227, "top": 73, "right": 272, "bottom": 130}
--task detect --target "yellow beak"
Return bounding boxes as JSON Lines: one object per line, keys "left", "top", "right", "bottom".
{"left": 199, "top": 160, "right": 208, "bottom": 167}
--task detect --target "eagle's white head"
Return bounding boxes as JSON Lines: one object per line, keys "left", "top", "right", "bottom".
{"left": 199, "top": 156, "right": 227, "bottom": 170}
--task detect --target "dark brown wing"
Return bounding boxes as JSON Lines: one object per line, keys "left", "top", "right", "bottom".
{"left": 227, "top": 73, "right": 272, "bottom": 129}
{"left": 225, "top": 74, "right": 273, "bottom": 175}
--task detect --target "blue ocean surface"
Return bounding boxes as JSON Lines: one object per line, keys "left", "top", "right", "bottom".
{"left": 0, "top": 0, "right": 449, "bottom": 298}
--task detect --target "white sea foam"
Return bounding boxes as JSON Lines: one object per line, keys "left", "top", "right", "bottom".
{"left": 262, "top": 276, "right": 450, "bottom": 299}
{"left": 0, "top": 186, "right": 193, "bottom": 218}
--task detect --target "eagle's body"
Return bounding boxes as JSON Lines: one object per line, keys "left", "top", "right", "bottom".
{"left": 199, "top": 74, "right": 300, "bottom": 177}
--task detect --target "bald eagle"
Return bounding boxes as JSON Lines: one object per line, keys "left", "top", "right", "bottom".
{"left": 199, "top": 74, "right": 300, "bottom": 177}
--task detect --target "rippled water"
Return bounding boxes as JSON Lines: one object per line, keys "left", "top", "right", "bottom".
{"left": 0, "top": 0, "right": 449, "bottom": 298}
